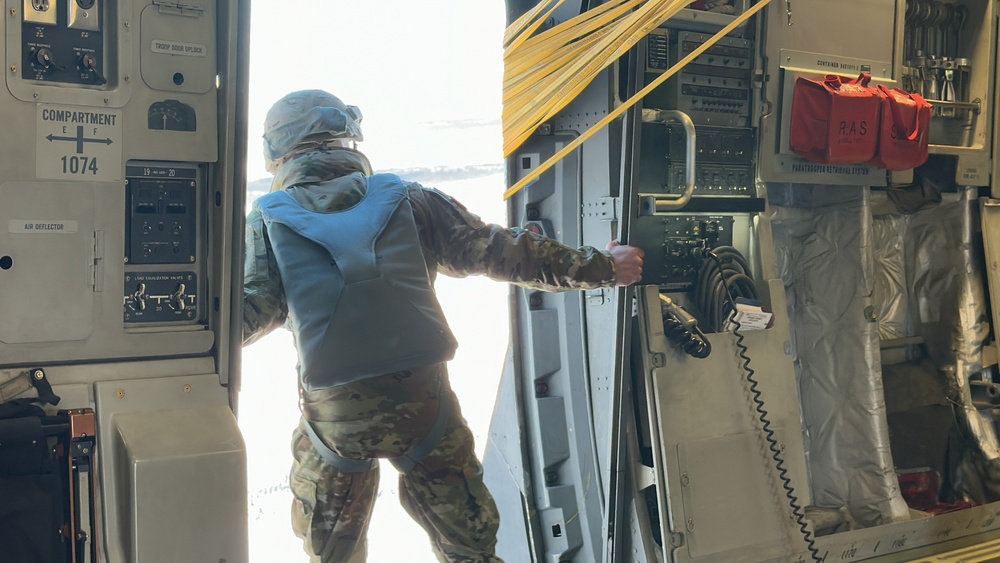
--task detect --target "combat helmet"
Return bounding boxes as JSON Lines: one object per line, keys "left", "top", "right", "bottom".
{"left": 262, "top": 90, "right": 363, "bottom": 172}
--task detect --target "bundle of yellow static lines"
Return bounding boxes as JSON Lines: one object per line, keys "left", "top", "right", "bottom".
{"left": 502, "top": 0, "right": 773, "bottom": 200}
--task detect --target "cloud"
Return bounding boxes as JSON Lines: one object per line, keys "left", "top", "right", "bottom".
{"left": 246, "top": 163, "right": 504, "bottom": 204}
{"left": 419, "top": 118, "right": 501, "bottom": 130}
{"left": 380, "top": 163, "right": 503, "bottom": 184}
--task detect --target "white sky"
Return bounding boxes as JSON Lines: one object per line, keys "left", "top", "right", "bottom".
{"left": 246, "top": 0, "right": 506, "bottom": 178}
{"left": 240, "top": 2, "right": 509, "bottom": 562}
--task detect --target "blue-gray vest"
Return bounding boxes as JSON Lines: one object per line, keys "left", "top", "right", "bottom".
{"left": 255, "top": 174, "right": 457, "bottom": 391}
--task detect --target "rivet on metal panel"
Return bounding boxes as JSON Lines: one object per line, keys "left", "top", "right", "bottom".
{"left": 539, "top": 124, "right": 552, "bottom": 135}
{"left": 9, "top": 8, "right": 15, "bottom": 16}
{"left": 535, "top": 382, "right": 548, "bottom": 396}
{"left": 669, "top": 532, "right": 685, "bottom": 547}
{"left": 9, "top": 65, "right": 15, "bottom": 73}
{"left": 686, "top": 517, "right": 695, "bottom": 531}
{"left": 33, "top": 370, "right": 44, "bottom": 380}
{"left": 680, "top": 472, "right": 689, "bottom": 486}
{"left": 115, "top": 389, "right": 125, "bottom": 398}
{"left": 545, "top": 472, "right": 558, "bottom": 485}
{"left": 124, "top": 75, "right": 129, "bottom": 82}
{"left": 103, "top": 98, "right": 109, "bottom": 104}
{"left": 33, "top": 93, "right": 39, "bottom": 99}
{"left": 651, "top": 353, "right": 665, "bottom": 368}
{"left": 183, "top": 384, "right": 192, "bottom": 393}
{"left": 124, "top": 21, "right": 129, "bottom": 27}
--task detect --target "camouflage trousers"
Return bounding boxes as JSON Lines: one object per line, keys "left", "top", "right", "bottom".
{"left": 289, "top": 363, "right": 502, "bottom": 563}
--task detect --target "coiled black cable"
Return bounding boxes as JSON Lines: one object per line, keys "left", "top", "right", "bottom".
{"left": 707, "top": 251, "right": 820, "bottom": 563}
{"left": 696, "top": 246, "right": 759, "bottom": 332}
{"left": 662, "top": 310, "right": 712, "bottom": 359}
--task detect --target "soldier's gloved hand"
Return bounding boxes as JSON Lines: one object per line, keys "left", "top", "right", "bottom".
{"left": 606, "top": 241, "right": 644, "bottom": 286}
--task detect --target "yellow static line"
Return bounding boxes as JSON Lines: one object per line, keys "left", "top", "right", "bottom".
{"left": 503, "top": 0, "right": 772, "bottom": 200}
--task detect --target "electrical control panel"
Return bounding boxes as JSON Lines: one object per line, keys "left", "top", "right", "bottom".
{"left": 645, "top": 30, "right": 753, "bottom": 127}
{"left": 20, "top": 0, "right": 106, "bottom": 86}
{"left": 125, "top": 163, "right": 199, "bottom": 265}
{"left": 123, "top": 162, "right": 203, "bottom": 325}
{"left": 639, "top": 124, "right": 755, "bottom": 196}
{"left": 0, "top": 0, "right": 248, "bottom": 561}
{"left": 124, "top": 271, "right": 197, "bottom": 323}
{"left": 630, "top": 214, "right": 751, "bottom": 290}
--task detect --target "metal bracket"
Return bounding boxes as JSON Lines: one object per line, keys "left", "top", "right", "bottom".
{"left": 587, "top": 288, "right": 608, "bottom": 306}
{"left": 92, "top": 231, "right": 104, "bottom": 292}
{"left": 583, "top": 196, "right": 620, "bottom": 222}
{"left": 153, "top": 0, "right": 204, "bottom": 16}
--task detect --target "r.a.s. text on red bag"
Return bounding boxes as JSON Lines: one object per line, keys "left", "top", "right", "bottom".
{"left": 789, "top": 73, "right": 881, "bottom": 165}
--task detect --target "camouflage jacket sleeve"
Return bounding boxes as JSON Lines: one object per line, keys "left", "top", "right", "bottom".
{"left": 407, "top": 184, "right": 616, "bottom": 291}
{"left": 242, "top": 207, "right": 288, "bottom": 345}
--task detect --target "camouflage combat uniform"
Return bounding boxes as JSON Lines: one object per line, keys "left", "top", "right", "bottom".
{"left": 243, "top": 149, "right": 616, "bottom": 563}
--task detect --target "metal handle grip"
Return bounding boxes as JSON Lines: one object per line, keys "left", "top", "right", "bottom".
{"left": 638, "top": 109, "right": 696, "bottom": 216}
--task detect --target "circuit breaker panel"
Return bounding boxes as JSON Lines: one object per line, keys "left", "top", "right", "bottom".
{"left": 0, "top": 1, "right": 249, "bottom": 562}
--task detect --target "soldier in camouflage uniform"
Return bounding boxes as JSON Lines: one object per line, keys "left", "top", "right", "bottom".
{"left": 243, "top": 90, "right": 644, "bottom": 563}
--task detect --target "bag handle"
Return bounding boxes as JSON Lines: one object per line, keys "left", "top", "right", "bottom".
{"left": 849, "top": 72, "right": 873, "bottom": 87}
{"left": 878, "top": 84, "right": 922, "bottom": 142}
{"left": 823, "top": 72, "right": 872, "bottom": 90}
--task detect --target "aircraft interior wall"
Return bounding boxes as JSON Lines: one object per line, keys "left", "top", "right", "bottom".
{"left": 0, "top": 0, "right": 250, "bottom": 561}
{"left": 488, "top": 0, "right": 1000, "bottom": 561}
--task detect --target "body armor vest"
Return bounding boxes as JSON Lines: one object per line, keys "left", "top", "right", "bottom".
{"left": 255, "top": 174, "right": 457, "bottom": 390}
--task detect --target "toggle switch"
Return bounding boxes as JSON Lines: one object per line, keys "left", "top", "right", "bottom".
{"left": 169, "top": 283, "right": 187, "bottom": 311}
{"left": 78, "top": 52, "right": 108, "bottom": 84}
{"left": 129, "top": 283, "right": 148, "bottom": 312}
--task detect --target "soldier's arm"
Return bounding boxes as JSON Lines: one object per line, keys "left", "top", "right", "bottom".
{"left": 409, "top": 185, "right": 618, "bottom": 291}
{"left": 243, "top": 208, "right": 288, "bottom": 345}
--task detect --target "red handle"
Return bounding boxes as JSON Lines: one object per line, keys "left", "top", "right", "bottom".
{"left": 879, "top": 85, "right": 922, "bottom": 142}
{"left": 824, "top": 72, "right": 872, "bottom": 90}
{"left": 850, "top": 72, "right": 873, "bottom": 87}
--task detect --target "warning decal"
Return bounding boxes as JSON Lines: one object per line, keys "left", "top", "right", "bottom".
{"left": 36, "top": 104, "right": 122, "bottom": 182}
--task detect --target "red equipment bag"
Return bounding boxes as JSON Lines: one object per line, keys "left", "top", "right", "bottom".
{"left": 789, "top": 73, "right": 881, "bottom": 165}
{"left": 868, "top": 85, "right": 932, "bottom": 171}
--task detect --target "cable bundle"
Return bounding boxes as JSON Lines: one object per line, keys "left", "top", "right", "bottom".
{"left": 696, "top": 246, "right": 758, "bottom": 332}
{"left": 502, "top": 0, "right": 696, "bottom": 157}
